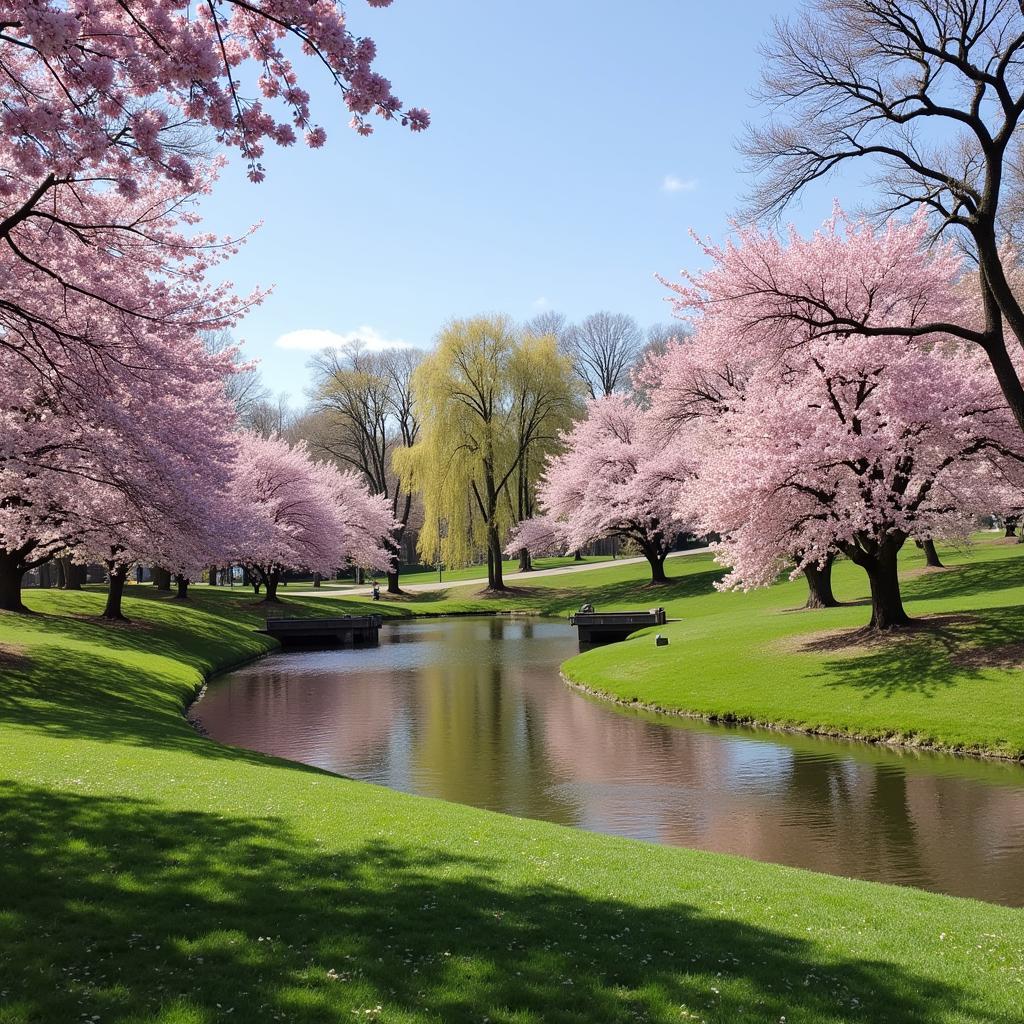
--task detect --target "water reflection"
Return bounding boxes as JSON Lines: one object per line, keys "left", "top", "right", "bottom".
{"left": 193, "top": 617, "right": 1024, "bottom": 906}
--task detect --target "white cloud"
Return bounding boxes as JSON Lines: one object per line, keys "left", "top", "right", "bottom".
{"left": 662, "top": 175, "right": 698, "bottom": 193}
{"left": 274, "top": 326, "right": 413, "bottom": 352}
{"left": 532, "top": 296, "right": 550, "bottom": 309}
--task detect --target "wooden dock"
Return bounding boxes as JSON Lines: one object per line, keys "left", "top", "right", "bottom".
{"left": 263, "top": 614, "right": 383, "bottom": 648}
{"left": 568, "top": 607, "right": 667, "bottom": 645}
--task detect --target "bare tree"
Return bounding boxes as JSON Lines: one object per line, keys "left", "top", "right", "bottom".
{"left": 561, "top": 312, "right": 643, "bottom": 398}
{"left": 202, "top": 329, "right": 270, "bottom": 424}
{"left": 524, "top": 310, "right": 570, "bottom": 343}
{"left": 244, "top": 393, "right": 296, "bottom": 439}
{"left": 308, "top": 342, "right": 421, "bottom": 593}
{"left": 745, "top": 0, "right": 1024, "bottom": 431}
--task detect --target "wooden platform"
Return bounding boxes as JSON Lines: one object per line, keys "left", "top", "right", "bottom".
{"left": 568, "top": 607, "right": 667, "bottom": 645}
{"left": 263, "top": 614, "right": 383, "bottom": 648}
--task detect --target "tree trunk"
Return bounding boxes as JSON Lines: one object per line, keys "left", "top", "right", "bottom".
{"left": 386, "top": 570, "right": 402, "bottom": 595}
{"left": 312, "top": 572, "right": 321, "bottom": 589}
{"left": 56, "top": 558, "right": 66, "bottom": 589}
{"left": 102, "top": 565, "right": 129, "bottom": 621}
{"left": 802, "top": 554, "right": 839, "bottom": 608}
{"left": 487, "top": 525, "right": 505, "bottom": 590}
{"left": 60, "top": 557, "right": 83, "bottom": 590}
{"left": 574, "top": 550, "right": 583, "bottom": 562}
{"left": 920, "top": 539, "right": 943, "bottom": 568}
{"left": 152, "top": 566, "right": 171, "bottom": 591}
{"left": 208, "top": 565, "right": 218, "bottom": 587}
{"left": 863, "top": 546, "right": 911, "bottom": 631}
{"left": 518, "top": 548, "right": 532, "bottom": 573}
{"left": 644, "top": 546, "right": 668, "bottom": 583}
{"left": 262, "top": 570, "right": 281, "bottom": 603}
{"left": 0, "top": 550, "right": 28, "bottom": 612}
{"left": 173, "top": 575, "right": 190, "bottom": 600}
{"left": 354, "top": 567, "right": 365, "bottom": 586}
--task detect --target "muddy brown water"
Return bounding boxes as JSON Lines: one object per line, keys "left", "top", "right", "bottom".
{"left": 192, "top": 616, "right": 1024, "bottom": 906}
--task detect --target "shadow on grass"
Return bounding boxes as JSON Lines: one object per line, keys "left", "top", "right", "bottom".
{"left": 811, "top": 606, "right": 1024, "bottom": 698}
{"left": 901, "top": 556, "right": 1024, "bottom": 602}
{"left": 0, "top": 780, "right": 993, "bottom": 1024}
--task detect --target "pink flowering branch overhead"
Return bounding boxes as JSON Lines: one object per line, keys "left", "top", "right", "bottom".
{"left": 0, "top": 0, "right": 429, "bottom": 190}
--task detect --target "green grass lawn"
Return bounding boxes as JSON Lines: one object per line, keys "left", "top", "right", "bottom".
{"left": 552, "top": 535, "right": 1024, "bottom": 759}
{"left": 1, "top": 550, "right": 1023, "bottom": 1022}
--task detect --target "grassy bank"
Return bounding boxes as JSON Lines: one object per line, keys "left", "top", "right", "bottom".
{"left": 548, "top": 536, "right": 1024, "bottom": 759}
{"left": 1, "top": 583, "right": 1022, "bottom": 1022}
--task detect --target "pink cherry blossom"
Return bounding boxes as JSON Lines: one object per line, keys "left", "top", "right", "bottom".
{"left": 527, "top": 394, "right": 692, "bottom": 582}
{"left": 230, "top": 432, "right": 396, "bottom": 602}
{"left": 651, "top": 210, "right": 1024, "bottom": 629}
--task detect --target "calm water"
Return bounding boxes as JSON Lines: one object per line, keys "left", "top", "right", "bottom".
{"left": 193, "top": 616, "right": 1024, "bottom": 906}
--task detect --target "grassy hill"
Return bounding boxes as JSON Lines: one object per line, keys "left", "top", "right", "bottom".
{"left": 0, "top": 544, "right": 1022, "bottom": 1023}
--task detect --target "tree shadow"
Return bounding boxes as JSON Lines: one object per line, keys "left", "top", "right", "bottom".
{"left": 525, "top": 568, "right": 726, "bottom": 614}
{"left": 901, "top": 556, "right": 1024, "bottom": 602}
{"left": 0, "top": 780, "right": 1002, "bottom": 1024}
{"left": 808, "top": 606, "right": 1024, "bottom": 698}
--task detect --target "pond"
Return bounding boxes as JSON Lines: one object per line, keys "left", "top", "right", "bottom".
{"left": 192, "top": 616, "right": 1024, "bottom": 906}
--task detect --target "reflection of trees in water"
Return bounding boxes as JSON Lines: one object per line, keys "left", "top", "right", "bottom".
{"left": 197, "top": 623, "right": 1024, "bottom": 903}
{"left": 410, "top": 625, "right": 579, "bottom": 825}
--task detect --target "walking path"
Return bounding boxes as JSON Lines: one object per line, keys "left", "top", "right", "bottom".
{"left": 290, "top": 547, "right": 711, "bottom": 598}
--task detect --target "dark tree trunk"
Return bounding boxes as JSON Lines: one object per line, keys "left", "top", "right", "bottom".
{"left": 863, "top": 547, "right": 910, "bottom": 631}
{"left": 518, "top": 548, "right": 532, "bottom": 573}
{"left": 0, "top": 550, "right": 28, "bottom": 612}
{"left": 261, "top": 570, "right": 281, "bottom": 603}
{"left": 60, "top": 557, "right": 83, "bottom": 590}
{"left": 56, "top": 558, "right": 66, "bottom": 589}
{"left": 208, "top": 565, "right": 218, "bottom": 587}
{"left": 643, "top": 545, "right": 668, "bottom": 583}
{"left": 354, "top": 567, "right": 365, "bottom": 586}
{"left": 386, "top": 570, "right": 402, "bottom": 595}
{"left": 102, "top": 565, "right": 129, "bottom": 621}
{"left": 1005, "top": 516, "right": 1018, "bottom": 538}
{"left": 173, "top": 575, "right": 190, "bottom": 600}
{"left": 802, "top": 554, "right": 839, "bottom": 608}
{"left": 487, "top": 525, "right": 505, "bottom": 590}
{"left": 574, "top": 550, "right": 583, "bottom": 562}
{"left": 920, "top": 539, "right": 943, "bottom": 568}
{"left": 312, "top": 573, "right": 322, "bottom": 589}
{"left": 152, "top": 566, "right": 172, "bottom": 591}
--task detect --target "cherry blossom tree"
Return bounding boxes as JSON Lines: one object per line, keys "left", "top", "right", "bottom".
{"left": 0, "top": 2, "right": 426, "bottom": 408}
{"left": 0, "top": 314, "right": 245, "bottom": 614}
{"left": 654, "top": 213, "right": 1024, "bottom": 629}
{"left": 534, "top": 394, "right": 691, "bottom": 583}
{"left": 231, "top": 432, "right": 394, "bottom": 602}
{"left": 504, "top": 515, "right": 568, "bottom": 561}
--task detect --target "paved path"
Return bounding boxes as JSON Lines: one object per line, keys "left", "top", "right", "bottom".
{"left": 289, "top": 546, "right": 711, "bottom": 598}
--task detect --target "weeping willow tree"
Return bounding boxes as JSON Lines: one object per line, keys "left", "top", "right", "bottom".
{"left": 396, "top": 314, "right": 578, "bottom": 590}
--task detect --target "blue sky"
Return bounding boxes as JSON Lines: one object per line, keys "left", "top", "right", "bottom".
{"left": 200, "top": 0, "right": 857, "bottom": 401}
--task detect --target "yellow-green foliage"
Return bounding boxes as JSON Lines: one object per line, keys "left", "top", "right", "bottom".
{"left": 396, "top": 314, "right": 578, "bottom": 568}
